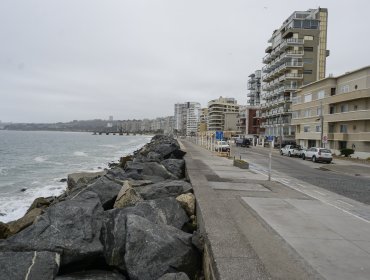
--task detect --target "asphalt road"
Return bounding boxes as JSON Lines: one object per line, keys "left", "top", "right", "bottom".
{"left": 233, "top": 145, "right": 370, "bottom": 205}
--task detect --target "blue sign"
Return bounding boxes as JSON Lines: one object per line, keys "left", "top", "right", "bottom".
{"left": 215, "top": 131, "right": 223, "bottom": 140}
{"left": 267, "top": 136, "right": 274, "bottom": 142}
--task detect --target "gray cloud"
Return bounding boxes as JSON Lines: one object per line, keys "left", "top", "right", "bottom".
{"left": 1, "top": 0, "right": 369, "bottom": 122}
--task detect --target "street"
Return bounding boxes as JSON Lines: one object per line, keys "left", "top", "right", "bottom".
{"left": 232, "top": 145, "right": 370, "bottom": 205}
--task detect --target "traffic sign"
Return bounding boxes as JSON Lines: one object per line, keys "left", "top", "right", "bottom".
{"left": 215, "top": 131, "right": 223, "bottom": 140}
{"left": 323, "top": 135, "right": 328, "bottom": 144}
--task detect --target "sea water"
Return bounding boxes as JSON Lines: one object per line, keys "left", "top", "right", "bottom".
{"left": 0, "top": 130, "right": 152, "bottom": 222}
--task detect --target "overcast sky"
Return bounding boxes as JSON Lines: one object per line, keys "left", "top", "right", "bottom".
{"left": 1, "top": 0, "right": 369, "bottom": 123}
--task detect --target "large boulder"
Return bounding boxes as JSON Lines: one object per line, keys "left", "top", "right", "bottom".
{"left": 0, "top": 222, "right": 10, "bottom": 239}
{"left": 67, "top": 171, "right": 106, "bottom": 192}
{"left": 114, "top": 197, "right": 188, "bottom": 229}
{"left": 124, "top": 214, "right": 200, "bottom": 280}
{"left": 56, "top": 270, "right": 126, "bottom": 280}
{"left": 161, "top": 159, "right": 185, "bottom": 179}
{"left": 113, "top": 182, "right": 143, "bottom": 209}
{"left": 125, "top": 162, "right": 177, "bottom": 180}
{"left": 1, "top": 191, "right": 104, "bottom": 266}
{"left": 105, "top": 167, "right": 144, "bottom": 182}
{"left": 69, "top": 176, "right": 122, "bottom": 210}
{"left": 135, "top": 180, "right": 193, "bottom": 200}
{"left": 176, "top": 193, "right": 195, "bottom": 217}
{"left": 6, "top": 208, "right": 43, "bottom": 237}
{"left": 102, "top": 198, "right": 188, "bottom": 270}
{"left": 157, "top": 272, "right": 190, "bottom": 280}
{"left": 26, "top": 196, "right": 54, "bottom": 213}
{"left": 0, "top": 251, "right": 60, "bottom": 280}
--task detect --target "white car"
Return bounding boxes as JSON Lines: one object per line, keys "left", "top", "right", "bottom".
{"left": 302, "top": 147, "right": 332, "bottom": 163}
{"left": 215, "top": 141, "right": 230, "bottom": 152}
{"left": 280, "top": 145, "right": 304, "bottom": 157}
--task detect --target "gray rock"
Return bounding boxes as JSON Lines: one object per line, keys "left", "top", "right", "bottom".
{"left": 161, "top": 159, "right": 185, "bottom": 179}
{"left": 69, "top": 176, "right": 122, "bottom": 210}
{"left": 125, "top": 161, "right": 177, "bottom": 180}
{"left": 106, "top": 167, "right": 143, "bottom": 181}
{"left": 157, "top": 272, "right": 190, "bottom": 280}
{"left": 1, "top": 192, "right": 104, "bottom": 266}
{"left": 67, "top": 171, "right": 106, "bottom": 192}
{"left": 56, "top": 270, "right": 126, "bottom": 279}
{"left": 176, "top": 193, "right": 195, "bottom": 216}
{"left": 100, "top": 210, "right": 127, "bottom": 270}
{"left": 114, "top": 197, "right": 188, "bottom": 229}
{"left": 102, "top": 198, "right": 188, "bottom": 270}
{"left": 135, "top": 180, "right": 193, "bottom": 200}
{"left": 113, "top": 182, "right": 143, "bottom": 209}
{"left": 0, "top": 251, "right": 60, "bottom": 280}
{"left": 124, "top": 214, "right": 200, "bottom": 280}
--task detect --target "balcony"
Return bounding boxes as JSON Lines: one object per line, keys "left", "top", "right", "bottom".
{"left": 263, "top": 53, "right": 272, "bottom": 64}
{"left": 286, "top": 38, "right": 304, "bottom": 45}
{"left": 325, "top": 110, "right": 370, "bottom": 122}
{"left": 279, "top": 73, "right": 303, "bottom": 81}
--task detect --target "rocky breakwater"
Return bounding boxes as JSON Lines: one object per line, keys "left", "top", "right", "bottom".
{"left": 0, "top": 135, "right": 202, "bottom": 280}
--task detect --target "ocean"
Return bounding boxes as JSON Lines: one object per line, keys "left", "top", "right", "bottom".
{"left": 0, "top": 130, "right": 152, "bottom": 223}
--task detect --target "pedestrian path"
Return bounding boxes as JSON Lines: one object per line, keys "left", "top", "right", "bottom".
{"left": 181, "top": 140, "right": 370, "bottom": 280}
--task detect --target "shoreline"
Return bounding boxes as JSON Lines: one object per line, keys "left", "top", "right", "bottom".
{"left": 0, "top": 135, "right": 202, "bottom": 280}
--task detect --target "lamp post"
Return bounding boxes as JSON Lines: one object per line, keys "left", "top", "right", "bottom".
{"left": 320, "top": 101, "right": 324, "bottom": 148}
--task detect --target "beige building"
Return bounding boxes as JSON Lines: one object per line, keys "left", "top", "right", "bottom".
{"left": 207, "top": 96, "right": 239, "bottom": 131}
{"left": 291, "top": 66, "right": 370, "bottom": 159}
{"left": 260, "top": 8, "right": 329, "bottom": 143}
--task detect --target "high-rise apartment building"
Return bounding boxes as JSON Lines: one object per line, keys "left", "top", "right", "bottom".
{"left": 260, "top": 8, "right": 328, "bottom": 143}
{"left": 207, "top": 97, "right": 239, "bottom": 131}
{"left": 174, "top": 102, "right": 201, "bottom": 136}
{"left": 247, "top": 70, "right": 262, "bottom": 106}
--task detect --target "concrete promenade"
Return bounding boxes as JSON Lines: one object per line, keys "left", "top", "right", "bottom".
{"left": 180, "top": 139, "right": 370, "bottom": 280}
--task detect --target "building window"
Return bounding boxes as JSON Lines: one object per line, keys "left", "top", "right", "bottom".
{"left": 304, "top": 94, "right": 312, "bottom": 103}
{"left": 317, "top": 90, "right": 325, "bottom": 99}
{"left": 340, "top": 85, "right": 349, "bottom": 93}
{"left": 292, "top": 111, "right": 300, "bottom": 119}
{"left": 339, "top": 141, "right": 347, "bottom": 149}
{"left": 354, "top": 105, "right": 358, "bottom": 110}
{"left": 340, "top": 124, "right": 348, "bottom": 133}
{"left": 303, "top": 70, "right": 313, "bottom": 74}
{"left": 340, "top": 104, "right": 349, "bottom": 112}
{"left": 304, "top": 47, "right": 314, "bottom": 52}
{"left": 329, "top": 106, "right": 335, "bottom": 114}
{"left": 303, "top": 58, "right": 313, "bottom": 64}
{"left": 317, "top": 107, "right": 322, "bottom": 116}
{"left": 304, "top": 35, "right": 314, "bottom": 40}
{"left": 304, "top": 126, "right": 310, "bottom": 132}
{"left": 328, "top": 124, "right": 335, "bottom": 133}
{"left": 303, "top": 109, "right": 311, "bottom": 118}
{"left": 316, "top": 125, "right": 321, "bottom": 132}
{"left": 331, "top": 88, "right": 336, "bottom": 96}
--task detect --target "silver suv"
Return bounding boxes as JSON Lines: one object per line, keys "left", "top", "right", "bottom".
{"left": 302, "top": 147, "right": 332, "bottom": 163}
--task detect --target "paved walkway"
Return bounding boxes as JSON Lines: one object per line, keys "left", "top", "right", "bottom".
{"left": 180, "top": 140, "right": 370, "bottom": 280}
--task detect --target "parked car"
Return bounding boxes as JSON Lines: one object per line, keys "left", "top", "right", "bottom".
{"left": 280, "top": 144, "right": 304, "bottom": 157}
{"left": 302, "top": 147, "right": 332, "bottom": 163}
{"left": 235, "top": 138, "right": 251, "bottom": 147}
{"left": 215, "top": 140, "right": 230, "bottom": 152}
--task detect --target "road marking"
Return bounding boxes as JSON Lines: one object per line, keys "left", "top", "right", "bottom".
{"left": 336, "top": 200, "right": 354, "bottom": 207}
{"left": 296, "top": 183, "right": 307, "bottom": 188}
{"left": 313, "top": 190, "right": 327, "bottom": 196}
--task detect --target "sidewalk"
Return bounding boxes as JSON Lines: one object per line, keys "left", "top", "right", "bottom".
{"left": 181, "top": 140, "right": 370, "bottom": 280}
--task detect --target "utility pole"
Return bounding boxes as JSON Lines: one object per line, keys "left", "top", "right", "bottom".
{"left": 320, "top": 101, "right": 324, "bottom": 148}
{"left": 279, "top": 114, "right": 283, "bottom": 150}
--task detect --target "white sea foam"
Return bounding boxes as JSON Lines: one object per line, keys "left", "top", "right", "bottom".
{"left": 98, "top": 144, "right": 117, "bottom": 148}
{"left": 73, "top": 151, "right": 88, "bottom": 157}
{"left": 34, "top": 156, "right": 48, "bottom": 162}
{"left": 0, "top": 167, "right": 8, "bottom": 176}
{"left": 0, "top": 183, "right": 65, "bottom": 223}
